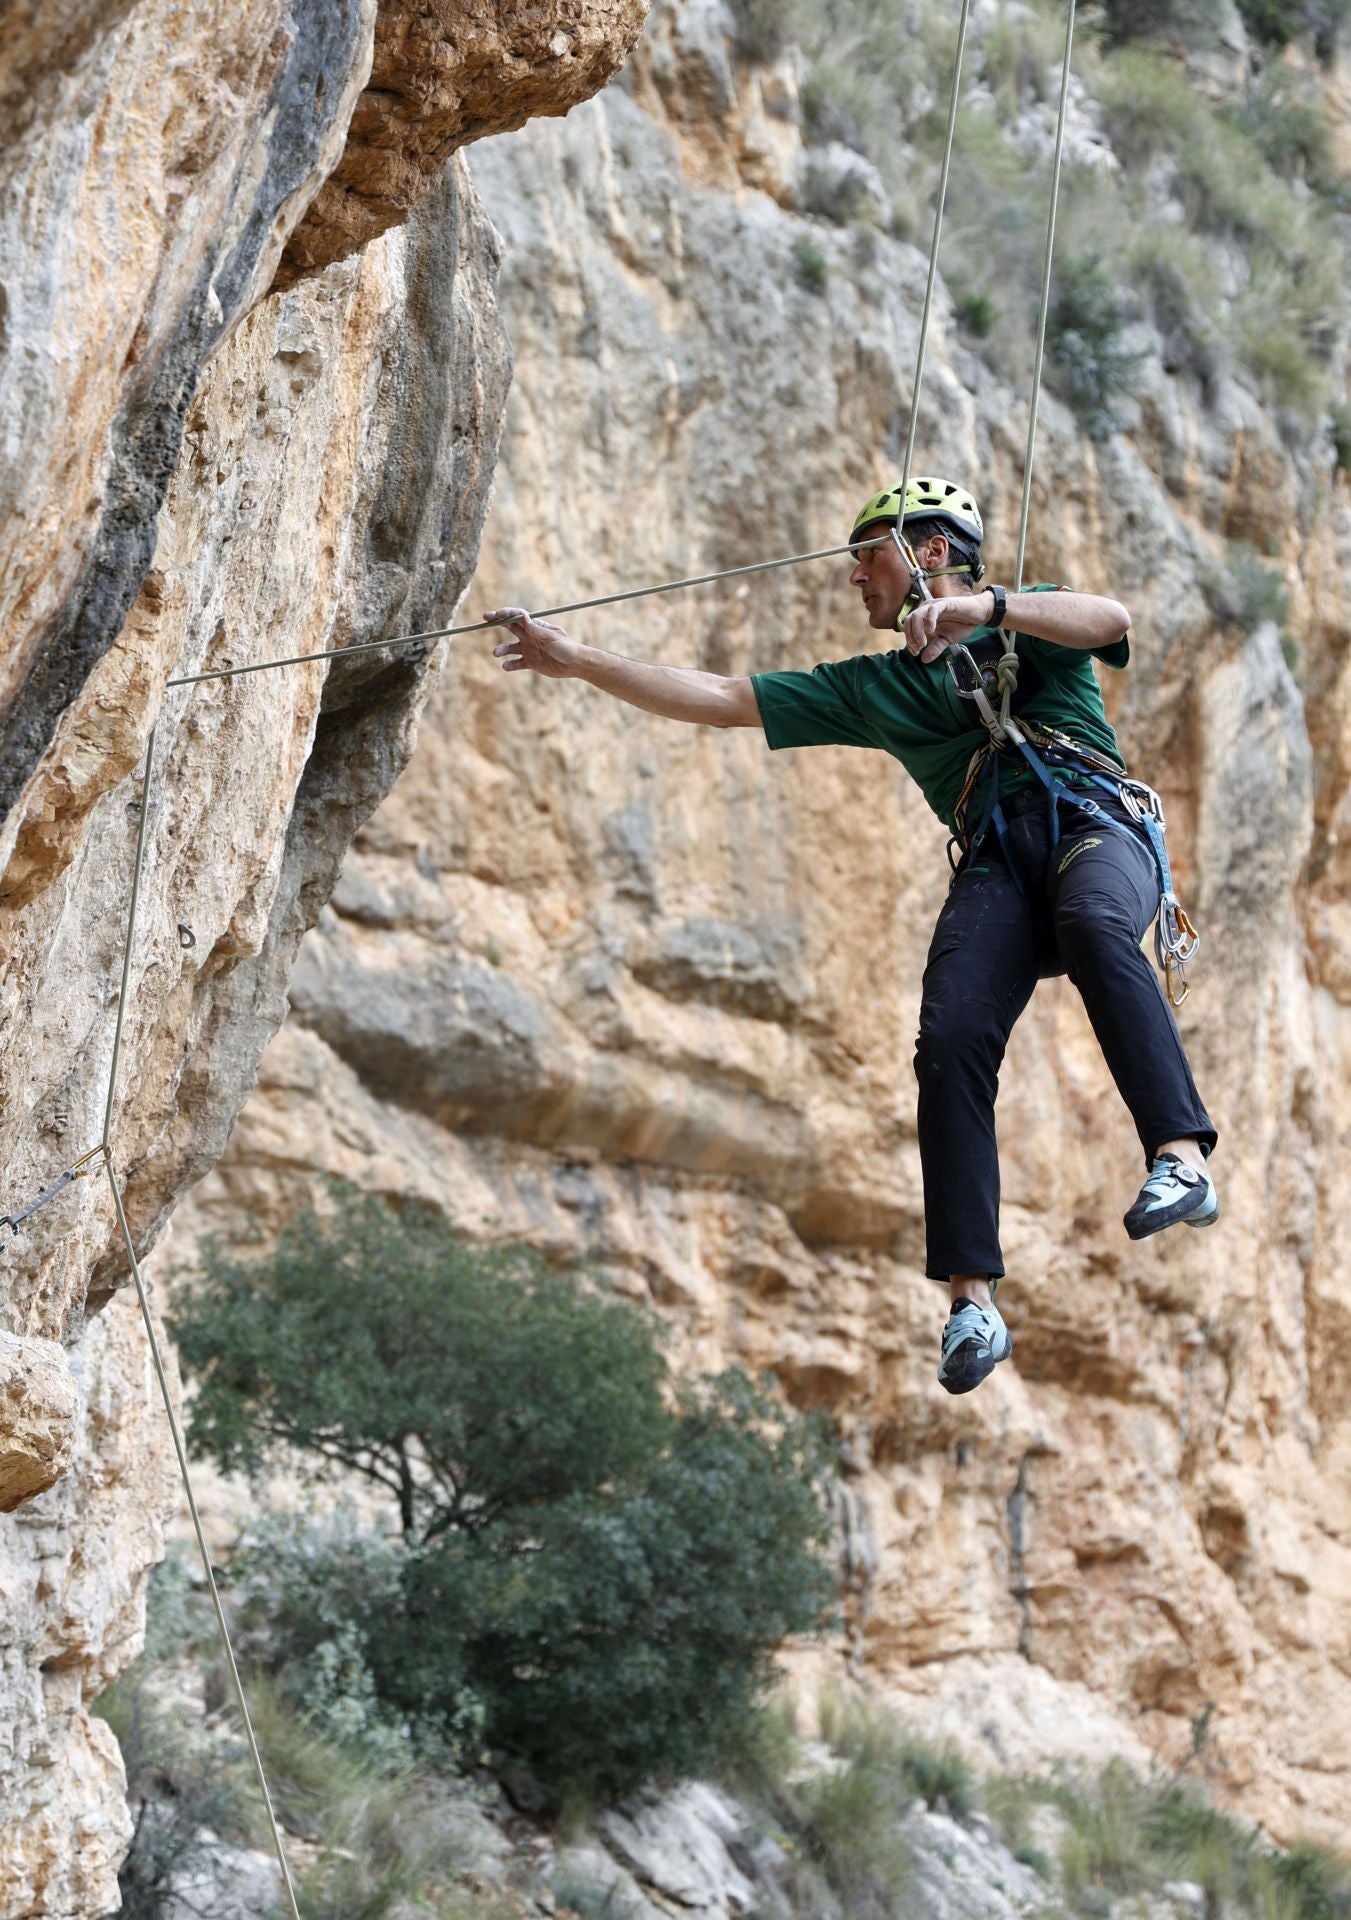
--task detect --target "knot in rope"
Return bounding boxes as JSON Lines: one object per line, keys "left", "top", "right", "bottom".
{"left": 995, "top": 643, "right": 1020, "bottom": 736}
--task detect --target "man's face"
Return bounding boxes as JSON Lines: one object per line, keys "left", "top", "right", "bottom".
{"left": 848, "top": 521, "right": 918, "bottom": 630}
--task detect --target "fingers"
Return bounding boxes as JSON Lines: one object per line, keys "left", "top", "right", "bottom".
{"left": 903, "top": 601, "right": 940, "bottom": 656}
{"left": 486, "top": 605, "right": 531, "bottom": 671}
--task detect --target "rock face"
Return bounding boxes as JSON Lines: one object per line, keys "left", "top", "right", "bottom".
{"left": 0, "top": 2, "right": 641, "bottom": 1911}
{"left": 276, "top": 0, "right": 651, "bottom": 286}
{"left": 0, "top": 1332, "right": 79, "bottom": 1512}
{"left": 0, "top": 1293, "right": 179, "bottom": 1917}
{"left": 0, "top": 0, "right": 377, "bottom": 836}
{"left": 169, "top": 0, "right": 1351, "bottom": 1850}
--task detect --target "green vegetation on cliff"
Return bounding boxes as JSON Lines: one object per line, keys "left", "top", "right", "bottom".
{"left": 169, "top": 1191, "right": 835, "bottom": 1801}
{"left": 781, "top": 0, "right": 1348, "bottom": 430}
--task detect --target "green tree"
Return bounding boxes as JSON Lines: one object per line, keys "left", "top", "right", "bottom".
{"left": 172, "top": 1191, "right": 836, "bottom": 1799}
{"left": 387, "top": 1367, "right": 835, "bottom": 1797}
{"left": 172, "top": 1193, "right": 672, "bottom": 1541}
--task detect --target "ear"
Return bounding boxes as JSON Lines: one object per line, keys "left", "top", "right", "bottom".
{"left": 917, "top": 532, "right": 950, "bottom": 569}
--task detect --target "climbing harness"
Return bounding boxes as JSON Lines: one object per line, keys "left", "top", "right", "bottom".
{"left": 895, "top": 0, "right": 1196, "bottom": 1012}
{"left": 945, "top": 645, "right": 1200, "bottom": 1006}
{"left": 1, "top": 1144, "right": 109, "bottom": 1234}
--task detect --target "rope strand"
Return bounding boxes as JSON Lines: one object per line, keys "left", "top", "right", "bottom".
{"left": 104, "top": 1160, "right": 303, "bottom": 1920}
{"left": 165, "top": 537, "right": 892, "bottom": 690}
{"left": 1013, "top": 0, "right": 1078, "bottom": 593}
{"left": 897, "top": 0, "right": 973, "bottom": 515}
{"left": 102, "top": 727, "right": 301, "bottom": 1920}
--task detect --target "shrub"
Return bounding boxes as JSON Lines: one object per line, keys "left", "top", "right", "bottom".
{"left": 237, "top": 1678, "right": 495, "bottom": 1918}
{"left": 230, "top": 1508, "right": 440, "bottom": 1768}
{"left": 791, "top": 233, "right": 830, "bottom": 294}
{"left": 92, "top": 1552, "right": 257, "bottom": 1917}
{"left": 727, "top": 0, "right": 799, "bottom": 64}
{"left": 725, "top": 1693, "right": 986, "bottom": 1916}
{"left": 1208, "top": 541, "right": 1292, "bottom": 637}
{"left": 1058, "top": 1761, "right": 1158, "bottom": 1902}
{"left": 1127, "top": 226, "right": 1223, "bottom": 384}
{"left": 1045, "top": 255, "right": 1146, "bottom": 440}
{"left": 1095, "top": 0, "right": 1215, "bottom": 44}
{"left": 1269, "top": 1839, "right": 1351, "bottom": 1920}
{"left": 1237, "top": 0, "right": 1351, "bottom": 50}
{"left": 173, "top": 1192, "right": 835, "bottom": 1803}
{"left": 796, "top": 1756, "right": 914, "bottom": 1915}
{"left": 982, "top": 1, "right": 1066, "bottom": 114}
{"left": 1330, "top": 404, "right": 1351, "bottom": 473}
{"left": 1237, "top": 70, "right": 1331, "bottom": 180}
{"left": 955, "top": 289, "right": 995, "bottom": 338}
{"left": 1096, "top": 46, "right": 1197, "bottom": 169}
{"left": 817, "top": 1692, "right": 975, "bottom": 1819}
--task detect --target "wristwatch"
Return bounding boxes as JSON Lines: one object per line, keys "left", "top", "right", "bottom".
{"left": 986, "top": 583, "right": 1008, "bottom": 629}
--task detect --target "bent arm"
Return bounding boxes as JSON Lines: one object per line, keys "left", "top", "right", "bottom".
{"left": 998, "top": 588, "right": 1130, "bottom": 651}
{"left": 487, "top": 606, "right": 761, "bottom": 728}
{"left": 902, "top": 587, "right": 1130, "bottom": 662}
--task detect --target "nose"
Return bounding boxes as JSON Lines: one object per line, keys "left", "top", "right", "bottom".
{"left": 849, "top": 556, "right": 868, "bottom": 586}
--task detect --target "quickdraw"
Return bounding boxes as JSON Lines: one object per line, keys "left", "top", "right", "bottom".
{"left": 1, "top": 1144, "right": 110, "bottom": 1234}
{"left": 944, "top": 641, "right": 1200, "bottom": 1007}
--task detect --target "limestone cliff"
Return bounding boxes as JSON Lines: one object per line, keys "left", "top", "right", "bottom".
{"left": 0, "top": 1, "right": 646, "bottom": 1911}
{"left": 165, "top": 0, "right": 1351, "bottom": 1852}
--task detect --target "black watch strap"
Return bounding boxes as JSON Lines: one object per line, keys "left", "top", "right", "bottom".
{"left": 987, "top": 583, "right": 1008, "bottom": 630}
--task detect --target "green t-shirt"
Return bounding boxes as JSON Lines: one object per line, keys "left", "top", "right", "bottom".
{"left": 750, "top": 586, "right": 1129, "bottom": 834}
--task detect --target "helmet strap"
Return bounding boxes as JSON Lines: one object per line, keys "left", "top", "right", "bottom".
{"left": 892, "top": 562, "right": 975, "bottom": 631}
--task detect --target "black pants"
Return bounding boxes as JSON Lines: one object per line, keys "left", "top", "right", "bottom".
{"left": 914, "top": 790, "right": 1217, "bottom": 1281}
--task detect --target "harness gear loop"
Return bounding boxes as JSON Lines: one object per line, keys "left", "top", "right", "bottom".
{"left": 1, "top": 1144, "right": 110, "bottom": 1234}
{"left": 945, "top": 662, "right": 1201, "bottom": 1003}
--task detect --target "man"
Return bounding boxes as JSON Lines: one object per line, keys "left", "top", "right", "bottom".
{"left": 487, "top": 476, "right": 1217, "bottom": 1395}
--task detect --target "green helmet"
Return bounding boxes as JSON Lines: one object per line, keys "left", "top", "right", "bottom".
{"left": 850, "top": 476, "right": 984, "bottom": 550}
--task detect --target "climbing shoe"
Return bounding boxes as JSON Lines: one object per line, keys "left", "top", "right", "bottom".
{"left": 1123, "top": 1153, "right": 1220, "bottom": 1240}
{"left": 937, "top": 1297, "right": 1013, "bottom": 1396}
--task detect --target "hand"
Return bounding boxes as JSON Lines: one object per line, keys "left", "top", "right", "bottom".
{"left": 485, "top": 606, "right": 581, "bottom": 679}
{"left": 901, "top": 592, "right": 993, "bottom": 664}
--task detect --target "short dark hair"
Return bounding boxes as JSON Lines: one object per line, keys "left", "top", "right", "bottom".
{"left": 907, "top": 515, "right": 982, "bottom": 573}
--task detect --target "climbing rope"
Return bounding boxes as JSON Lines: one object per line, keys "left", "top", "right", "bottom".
{"left": 996, "top": 0, "right": 1078, "bottom": 738}
{"left": 896, "top": 0, "right": 973, "bottom": 519}
{"left": 100, "top": 726, "right": 304, "bottom": 1920}
{"left": 165, "top": 537, "right": 894, "bottom": 690}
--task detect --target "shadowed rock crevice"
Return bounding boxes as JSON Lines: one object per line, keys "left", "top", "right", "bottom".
{"left": 87, "top": 160, "right": 512, "bottom": 1305}
{"left": 0, "top": 0, "right": 374, "bottom": 832}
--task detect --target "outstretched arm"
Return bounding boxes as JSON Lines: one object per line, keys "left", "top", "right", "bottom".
{"left": 486, "top": 607, "right": 762, "bottom": 727}
{"left": 902, "top": 588, "right": 1131, "bottom": 663}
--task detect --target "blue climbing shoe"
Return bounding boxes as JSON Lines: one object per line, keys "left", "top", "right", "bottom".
{"left": 1124, "top": 1153, "right": 1219, "bottom": 1240}
{"left": 937, "top": 1297, "right": 1013, "bottom": 1396}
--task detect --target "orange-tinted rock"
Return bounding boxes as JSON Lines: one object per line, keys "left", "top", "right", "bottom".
{"left": 276, "top": 0, "right": 650, "bottom": 287}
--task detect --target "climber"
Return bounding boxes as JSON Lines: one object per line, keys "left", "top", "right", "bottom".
{"left": 485, "top": 476, "right": 1218, "bottom": 1396}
